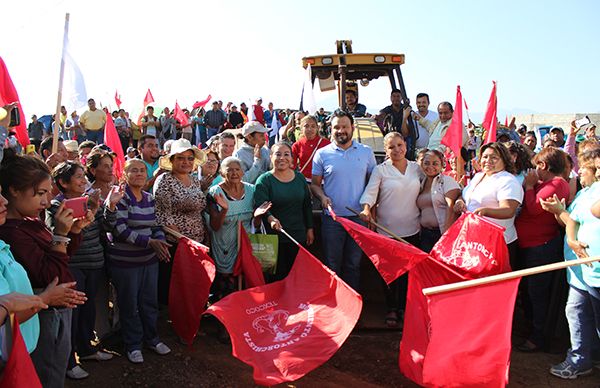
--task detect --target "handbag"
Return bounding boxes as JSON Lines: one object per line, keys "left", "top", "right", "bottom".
{"left": 248, "top": 223, "right": 279, "bottom": 275}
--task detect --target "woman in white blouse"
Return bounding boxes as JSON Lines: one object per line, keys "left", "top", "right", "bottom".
{"left": 454, "top": 142, "right": 524, "bottom": 264}
{"left": 359, "top": 132, "right": 421, "bottom": 327}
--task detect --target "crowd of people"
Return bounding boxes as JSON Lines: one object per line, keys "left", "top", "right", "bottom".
{"left": 0, "top": 89, "right": 598, "bottom": 385}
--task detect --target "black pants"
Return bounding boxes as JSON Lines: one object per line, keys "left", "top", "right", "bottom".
{"left": 385, "top": 233, "right": 420, "bottom": 313}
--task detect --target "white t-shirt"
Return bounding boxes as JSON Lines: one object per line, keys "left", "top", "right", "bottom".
{"left": 462, "top": 171, "right": 524, "bottom": 244}
{"left": 360, "top": 160, "right": 421, "bottom": 237}
{"left": 415, "top": 110, "right": 437, "bottom": 149}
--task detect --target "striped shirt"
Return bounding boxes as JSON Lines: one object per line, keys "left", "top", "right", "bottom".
{"left": 104, "top": 186, "right": 165, "bottom": 267}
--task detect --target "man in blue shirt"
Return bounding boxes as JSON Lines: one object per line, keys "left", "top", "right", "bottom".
{"left": 138, "top": 135, "right": 161, "bottom": 191}
{"left": 311, "top": 109, "right": 376, "bottom": 291}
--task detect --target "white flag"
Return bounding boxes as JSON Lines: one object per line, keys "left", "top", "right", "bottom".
{"left": 301, "top": 64, "right": 317, "bottom": 115}
{"left": 62, "top": 39, "right": 87, "bottom": 111}
{"left": 269, "top": 111, "right": 280, "bottom": 138}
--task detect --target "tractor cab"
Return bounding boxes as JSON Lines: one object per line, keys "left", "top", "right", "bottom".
{"left": 302, "top": 40, "right": 412, "bottom": 160}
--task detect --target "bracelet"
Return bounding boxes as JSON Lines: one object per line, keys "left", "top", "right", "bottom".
{"left": 52, "top": 235, "right": 71, "bottom": 244}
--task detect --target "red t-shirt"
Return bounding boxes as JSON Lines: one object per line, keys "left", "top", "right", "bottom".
{"left": 252, "top": 105, "right": 265, "bottom": 125}
{"left": 292, "top": 136, "right": 331, "bottom": 179}
{"left": 515, "top": 177, "right": 570, "bottom": 248}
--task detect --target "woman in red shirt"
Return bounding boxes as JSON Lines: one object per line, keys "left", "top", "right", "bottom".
{"left": 291, "top": 115, "right": 330, "bottom": 181}
{"left": 515, "top": 147, "right": 570, "bottom": 352}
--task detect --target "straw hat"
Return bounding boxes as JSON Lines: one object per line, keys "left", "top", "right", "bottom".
{"left": 158, "top": 138, "right": 206, "bottom": 171}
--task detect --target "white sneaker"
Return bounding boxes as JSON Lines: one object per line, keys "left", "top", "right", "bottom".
{"left": 148, "top": 342, "right": 171, "bottom": 355}
{"left": 127, "top": 350, "right": 144, "bottom": 364}
{"left": 79, "top": 350, "right": 114, "bottom": 361}
{"left": 66, "top": 365, "right": 89, "bottom": 379}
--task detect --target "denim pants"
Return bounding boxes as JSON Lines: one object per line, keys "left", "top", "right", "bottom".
{"left": 31, "top": 307, "right": 72, "bottom": 388}
{"left": 519, "top": 234, "right": 562, "bottom": 347}
{"left": 110, "top": 263, "right": 160, "bottom": 352}
{"left": 565, "top": 285, "right": 600, "bottom": 370}
{"left": 419, "top": 227, "right": 441, "bottom": 253}
{"left": 321, "top": 214, "right": 364, "bottom": 291}
{"left": 68, "top": 267, "right": 103, "bottom": 368}
{"left": 86, "top": 130, "right": 104, "bottom": 144}
{"left": 207, "top": 127, "right": 219, "bottom": 139}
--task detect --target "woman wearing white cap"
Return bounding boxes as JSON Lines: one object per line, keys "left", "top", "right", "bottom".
{"left": 153, "top": 138, "right": 207, "bottom": 304}
{"left": 233, "top": 121, "right": 271, "bottom": 184}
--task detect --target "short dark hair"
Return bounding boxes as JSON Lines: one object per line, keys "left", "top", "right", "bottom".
{"left": 345, "top": 89, "right": 357, "bottom": 96}
{"left": 391, "top": 89, "right": 402, "bottom": 95}
{"left": 88, "top": 98, "right": 95, "bottom": 103}
{"left": 40, "top": 136, "right": 63, "bottom": 157}
{"left": 480, "top": 142, "right": 516, "bottom": 174}
{"left": 52, "top": 161, "right": 84, "bottom": 193}
{"left": 220, "top": 132, "right": 236, "bottom": 141}
{"left": 331, "top": 109, "right": 354, "bottom": 125}
{"left": 146, "top": 106, "right": 154, "bottom": 111}
{"left": 438, "top": 101, "right": 453, "bottom": 112}
{"left": 138, "top": 134, "right": 157, "bottom": 149}
{"left": 533, "top": 147, "right": 567, "bottom": 175}
{"left": 416, "top": 93, "right": 430, "bottom": 102}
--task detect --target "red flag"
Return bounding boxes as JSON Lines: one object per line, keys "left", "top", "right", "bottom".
{"left": 441, "top": 85, "right": 463, "bottom": 157}
{"left": 430, "top": 212, "right": 511, "bottom": 278}
{"left": 504, "top": 115, "right": 508, "bottom": 127}
{"left": 103, "top": 111, "right": 125, "bottom": 179}
{"left": 206, "top": 246, "right": 362, "bottom": 386}
{"left": 169, "top": 237, "right": 215, "bottom": 346}
{"left": 143, "top": 89, "right": 154, "bottom": 107}
{"left": 400, "top": 211, "right": 513, "bottom": 386}
{"left": 192, "top": 94, "right": 212, "bottom": 110}
{"left": 233, "top": 223, "right": 265, "bottom": 288}
{"left": 0, "top": 317, "right": 42, "bottom": 388}
{"left": 0, "top": 57, "right": 30, "bottom": 147}
{"left": 174, "top": 101, "right": 188, "bottom": 126}
{"left": 423, "top": 278, "right": 520, "bottom": 387}
{"left": 114, "top": 90, "right": 122, "bottom": 109}
{"left": 334, "top": 214, "right": 428, "bottom": 284}
{"left": 482, "top": 81, "right": 498, "bottom": 145}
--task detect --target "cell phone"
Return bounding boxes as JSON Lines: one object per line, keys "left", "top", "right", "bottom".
{"left": 25, "top": 144, "right": 35, "bottom": 154}
{"left": 8, "top": 107, "right": 20, "bottom": 127}
{"left": 575, "top": 116, "right": 591, "bottom": 129}
{"left": 63, "top": 197, "right": 88, "bottom": 219}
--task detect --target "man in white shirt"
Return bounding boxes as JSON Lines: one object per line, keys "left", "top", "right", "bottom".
{"left": 413, "top": 93, "right": 437, "bottom": 149}
{"left": 415, "top": 101, "right": 468, "bottom": 152}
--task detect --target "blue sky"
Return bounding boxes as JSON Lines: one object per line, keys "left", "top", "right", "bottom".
{"left": 2, "top": 0, "right": 598, "bottom": 122}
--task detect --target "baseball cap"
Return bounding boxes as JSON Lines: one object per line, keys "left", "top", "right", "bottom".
{"left": 242, "top": 121, "right": 268, "bottom": 137}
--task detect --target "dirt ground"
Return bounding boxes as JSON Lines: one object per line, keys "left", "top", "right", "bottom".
{"left": 65, "top": 302, "right": 600, "bottom": 388}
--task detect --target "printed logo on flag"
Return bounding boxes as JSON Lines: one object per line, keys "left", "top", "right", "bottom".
{"left": 244, "top": 302, "right": 314, "bottom": 353}
{"left": 442, "top": 240, "right": 497, "bottom": 270}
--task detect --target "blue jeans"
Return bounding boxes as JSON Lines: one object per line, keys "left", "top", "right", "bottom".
{"left": 31, "top": 308, "right": 72, "bottom": 388}
{"left": 565, "top": 285, "right": 600, "bottom": 370}
{"left": 110, "top": 263, "right": 160, "bottom": 351}
{"left": 86, "top": 129, "right": 104, "bottom": 144}
{"left": 321, "top": 214, "right": 364, "bottom": 291}
{"left": 207, "top": 127, "right": 219, "bottom": 139}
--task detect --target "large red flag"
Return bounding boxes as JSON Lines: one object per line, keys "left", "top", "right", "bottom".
{"left": 169, "top": 237, "right": 215, "bottom": 346}
{"left": 0, "top": 316, "right": 42, "bottom": 388}
{"left": 400, "top": 211, "right": 513, "bottom": 386}
{"left": 423, "top": 278, "right": 520, "bottom": 387}
{"left": 0, "top": 57, "right": 30, "bottom": 147}
{"left": 430, "top": 212, "right": 511, "bottom": 278}
{"left": 174, "top": 101, "right": 188, "bottom": 126}
{"left": 233, "top": 223, "right": 265, "bottom": 288}
{"left": 333, "top": 212, "right": 429, "bottom": 284}
{"left": 441, "top": 85, "right": 463, "bottom": 157}
{"left": 192, "top": 94, "right": 212, "bottom": 110}
{"left": 103, "top": 111, "right": 125, "bottom": 179}
{"left": 114, "top": 90, "right": 122, "bottom": 109}
{"left": 206, "top": 246, "right": 362, "bottom": 386}
{"left": 482, "top": 81, "right": 497, "bottom": 144}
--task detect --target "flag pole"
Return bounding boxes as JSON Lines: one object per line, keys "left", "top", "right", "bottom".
{"left": 423, "top": 256, "right": 600, "bottom": 296}
{"left": 52, "top": 13, "right": 70, "bottom": 154}
{"left": 163, "top": 226, "right": 209, "bottom": 251}
{"left": 279, "top": 227, "right": 301, "bottom": 247}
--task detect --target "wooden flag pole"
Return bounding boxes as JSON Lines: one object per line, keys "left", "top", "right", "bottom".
{"left": 423, "top": 256, "right": 600, "bottom": 296}
{"left": 52, "top": 13, "right": 70, "bottom": 154}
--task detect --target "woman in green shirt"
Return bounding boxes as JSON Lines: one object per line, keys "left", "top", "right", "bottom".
{"left": 254, "top": 142, "right": 314, "bottom": 281}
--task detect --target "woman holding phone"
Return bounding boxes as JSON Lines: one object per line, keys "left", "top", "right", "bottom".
{"left": 0, "top": 150, "right": 87, "bottom": 388}
{"left": 48, "top": 161, "right": 123, "bottom": 379}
